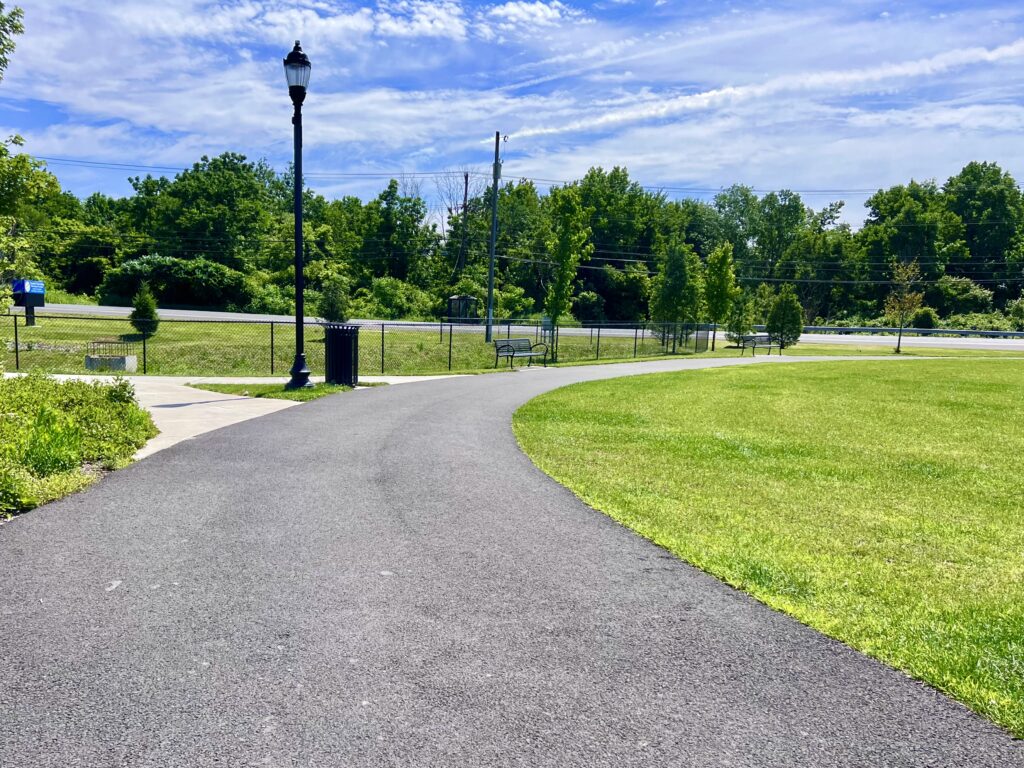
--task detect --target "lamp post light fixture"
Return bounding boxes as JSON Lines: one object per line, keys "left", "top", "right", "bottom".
{"left": 284, "top": 40, "right": 313, "bottom": 389}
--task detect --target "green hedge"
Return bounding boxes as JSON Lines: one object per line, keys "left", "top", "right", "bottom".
{"left": 0, "top": 376, "right": 157, "bottom": 514}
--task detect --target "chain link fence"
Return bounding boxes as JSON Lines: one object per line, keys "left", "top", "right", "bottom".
{"left": 2, "top": 313, "right": 713, "bottom": 377}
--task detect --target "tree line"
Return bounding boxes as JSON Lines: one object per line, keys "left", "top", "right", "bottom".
{"left": 3, "top": 148, "right": 1024, "bottom": 332}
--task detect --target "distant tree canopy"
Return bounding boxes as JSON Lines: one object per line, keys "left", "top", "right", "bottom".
{"left": 5, "top": 148, "right": 1024, "bottom": 328}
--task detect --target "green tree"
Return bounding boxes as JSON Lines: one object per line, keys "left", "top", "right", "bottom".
{"left": 130, "top": 283, "right": 159, "bottom": 337}
{"left": 714, "top": 184, "right": 760, "bottom": 267}
{"left": 544, "top": 185, "right": 594, "bottom": 359}
{"left": 766, "top": 285, "right": 803, "bottom": 349}
{"left": 884, "top": 261, "right": 924, "bottom": 354}
{"left": 651, "top": 237, "right": 704, "bottom": 352}
{"left": 753, "top": 190, "right": 806, "bottom": 276}
{"left": 0, "top": 3, "right": 23, "bottom": 83}
{"left": 704, "top": 242, "right": 736, "bottom": 350}
{"left": 943, "top": 161, "right": 1024, "bottom": 304}
{"left": 860, "top": 180, "right": 967, "bottom": 303}
{"left": 574, "top": 167, "right": 662, "bottom": 320}
{"left": 725, "top": 292, "right": 754, "bottom": 344}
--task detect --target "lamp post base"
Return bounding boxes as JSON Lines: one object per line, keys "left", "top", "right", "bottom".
{"left": 285, "top": 354, "right": 313, "bottom": 389}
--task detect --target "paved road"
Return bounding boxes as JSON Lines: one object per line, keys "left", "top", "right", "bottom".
{"left": 2, "top": 357, "right": 1021, "bottom": 767}
{"left": 13, "top": 304, "right": 1024, "bottom": 351}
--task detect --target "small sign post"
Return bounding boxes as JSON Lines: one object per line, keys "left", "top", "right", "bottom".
{"left": 11, "top": 279, "right": 45, "bottom": 327}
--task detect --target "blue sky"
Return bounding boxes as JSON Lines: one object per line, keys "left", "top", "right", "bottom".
{"left": 2, "top": 0, "right": 1024, "bottom": 225}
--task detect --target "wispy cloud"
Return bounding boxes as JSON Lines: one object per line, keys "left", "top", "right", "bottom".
{"left": 2, "top": 0, "right": 1023, "bottom": 226}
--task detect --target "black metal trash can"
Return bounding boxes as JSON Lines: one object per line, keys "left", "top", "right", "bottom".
{"left": 324, "top": 324, "right": 359, "bottom": 386}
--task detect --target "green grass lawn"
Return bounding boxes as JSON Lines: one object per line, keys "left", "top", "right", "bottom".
{"left": 4, "top": 314, "right": 1021, "bottom": 376}
{"left": 189, "top": 382, "right": 354, "bottom": 401}
{"left": 513, "top": 359, "right": 1024, "bottom": 736}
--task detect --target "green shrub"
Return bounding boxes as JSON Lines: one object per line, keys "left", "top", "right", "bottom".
{"left": 942, "top": 313, "right": 1014, "bottom": 332}
{"left": 926, "top": 276, "right": 994, "bottom": 316}
{"left": 910, "top": 306, "right": 939, "bottom": 329}
{"left": 573, "top": 291, "right": 606, "bottom": 325}
{"left": 99, "top": 254, "right": 251, "bottom": 309}
{"left": 0, "top": 376, "right": 157, "bottom": 515}
{"left": 351, "top": 277, "right": 436, "bottom": 320}
{"left": 1007, "top": 298, "right": 1024, "bottom": 331}
{"left": 0, "top": 466, "right": 37, "bottom": 511}
{"left": 496, "top": 284, "right": 534, "bottom": 320}
{"left": 130, "top": 283, "right": 160, "bottom": 337}
{"left": 318, "top": 274, "right": 351, "bottom": 322}
{"left": 22, "top": 406, "right": 83, "bottom": 476}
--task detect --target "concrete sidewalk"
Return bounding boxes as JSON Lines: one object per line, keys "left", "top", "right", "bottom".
{"left": 130, "top": 375, "right": 462, "bottom": 459}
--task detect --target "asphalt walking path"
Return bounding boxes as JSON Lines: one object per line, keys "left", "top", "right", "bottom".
{"left": 2, "top": 356, "right": 1021, "bottom": 767}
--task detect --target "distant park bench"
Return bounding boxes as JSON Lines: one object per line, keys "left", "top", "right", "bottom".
{"left": 494, "top": 338, "right": 548, "bottom": 368}
{"left": 739, "top": 333, "right": 782, "bottom": 356}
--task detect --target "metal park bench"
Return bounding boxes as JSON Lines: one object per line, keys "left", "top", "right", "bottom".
{"left": 494, "top": 337, "right": 548, "bottom": 368}
{"left": 739, "top": 333, "right": 782, "bottom": 356}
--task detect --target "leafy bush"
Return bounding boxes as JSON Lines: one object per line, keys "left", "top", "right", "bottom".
{"left": 1007, "top": 298, "right": 1024, "bottom": 331}
{"left": 496, "top": 284, "right": 534, "bottom": 320}
{"left": 910, "top": 306, "right": 939, "bottom": 329}
{"left": 351, "top": 277, "right": 436, "bottom": 320}
{"left": 243, "top": 274, "right": 293, "bottom": 315}
{"left": 926, "top": 276, "right": 994, "bottom": 316}
{"left": 318, "top": 274, "right": 351, "bottom": 322}
{"left": 573, "top": 291, "right": 606, "bottom": 325}
{"left": 942, "top": 313, "right": 1014, "bottom": 332}
{"left": 0, "top": 376, "right": 157, "bottom": 515}
{"left": 99, "top": 254, "right": 252, "bottom": 309}
{"left": 22, "top": 406, "right": 83, "bottom": 476}
{"left": 130, "top": 282, "right": 160, "bottom": 337}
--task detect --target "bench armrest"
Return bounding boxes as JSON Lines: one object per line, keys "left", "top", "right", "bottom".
{"left": 530, "top": 342, "right": 548, "bottom": 354}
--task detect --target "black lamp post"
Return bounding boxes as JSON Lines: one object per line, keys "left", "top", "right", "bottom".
{"left": 284, "top": 40, "right": 313, "bottom": 389}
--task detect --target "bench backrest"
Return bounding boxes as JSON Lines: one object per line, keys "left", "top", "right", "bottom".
{"left": 495, "top": 338, "right": 534, "bottom": 352}
{"left": 743, "top": 333, "right": 771, "bottom": 343}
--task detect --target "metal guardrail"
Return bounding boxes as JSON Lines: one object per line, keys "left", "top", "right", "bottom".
{"left": 787, "top": 325, "right": 1024, "bottom": 339}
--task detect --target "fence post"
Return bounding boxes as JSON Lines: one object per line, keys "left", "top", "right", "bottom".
{"left": 270, "top": 322, "right": 275, "bottom": 375}
{"left": 596, "top": 327, "right": 601, "bottom": 360}
{"left": 440, "top": 321, "right": 443, "bottom": 343}
{"left": 380, "top": 323, "right": 385, "bottom": 374}
{"left": 633, "top": 326, "right": 638, "bottom": 358}
{"left": 448, "top": 324, "right": 453, "bottom": 371}
{"left": 142, "top": 333, "right": 148, "bottom": 374}
{"left": 13, "top": 314, "right": 19, "bottom": 370}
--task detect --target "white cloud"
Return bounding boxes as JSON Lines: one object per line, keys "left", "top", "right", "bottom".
{"left": 488, "top": 1, "right": 581, "bottom": 28}
{"left": 4, "top": 0, "right": 1024, "bottom": 225}
{"left": 514, "top": 37, "right": 1024, "bottom": 138}
{"left": 375, "top": 0, "right": 469, "bottom": 40}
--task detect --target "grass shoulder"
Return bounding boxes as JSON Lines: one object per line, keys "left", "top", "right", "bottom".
{"left": 513, "top": 358, "right": 1024, "bottom": 737}
{"left": 188, "top": 382, "right": 362, "bottom": 402}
